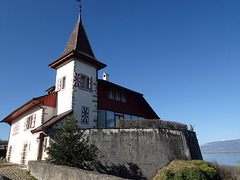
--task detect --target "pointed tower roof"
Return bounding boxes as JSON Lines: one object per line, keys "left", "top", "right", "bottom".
{"left": 49, "top": 9, "right": 106, "bottom": 70}
{"left": 61, "top": 12, "right": 95, "bottom": 58}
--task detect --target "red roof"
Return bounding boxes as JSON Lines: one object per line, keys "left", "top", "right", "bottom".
{"left": 1, "top": 93, "right": 57, "bottom": 123}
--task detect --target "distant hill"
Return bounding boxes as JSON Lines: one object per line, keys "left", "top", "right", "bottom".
{"left": 201, "top": 139, "right": 240, "bottom": 153}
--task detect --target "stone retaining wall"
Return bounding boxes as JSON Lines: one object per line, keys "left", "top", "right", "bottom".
{"left": 28, "top": 128, "right": 202, "bottom": 180}
{"left": 86, "top": 128, "right": 202, "bottom": 179}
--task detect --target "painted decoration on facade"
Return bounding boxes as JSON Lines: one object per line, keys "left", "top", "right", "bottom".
{"left": 81, "top": 106, "right": 89, "bottom": 124}
{"left": 13, "top": 122, "right": 20, "bottom": 135}
{"left": 56, "top": 78, "right": 62, "bottom": 91}
{"left": 74, "top": 72, "right": 81, "bottom": 87}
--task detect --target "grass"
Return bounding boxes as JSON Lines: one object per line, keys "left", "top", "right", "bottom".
{"left": 26, "top": 170, "right": 37, "bottom": 180}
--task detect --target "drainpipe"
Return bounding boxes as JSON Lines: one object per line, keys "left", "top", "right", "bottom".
{"left": 31, "top": 100, "right": 46, "bottom": 161}
{"left": 31, "top": 100, "right": 45, "bottom": 124}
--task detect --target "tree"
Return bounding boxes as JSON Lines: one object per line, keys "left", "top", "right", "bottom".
{"left": 46, "top": 115, "right": 98, "bottom": 169}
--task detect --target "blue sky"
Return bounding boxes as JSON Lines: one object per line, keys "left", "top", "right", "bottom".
{"left": 0, "top": 0, "right": 239, "bottom": 145}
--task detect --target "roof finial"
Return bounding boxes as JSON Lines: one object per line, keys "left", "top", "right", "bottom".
{"left": 76, "top": 0, "right": 82, "bottom": 23}
{"left": 76, "top": 0, "right": 82, "bottom": 13}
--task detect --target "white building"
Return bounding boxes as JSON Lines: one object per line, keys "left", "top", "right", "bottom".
{"left": 1, "top": 10, "right": 159, "bottom": 164}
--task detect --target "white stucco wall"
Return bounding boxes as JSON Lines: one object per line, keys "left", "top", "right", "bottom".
{"left": 7, "top": 105, "right": 57, "bottom": 165}
{"left": 55, "top": 60, "right": 74, "bottom": 115}
{"left": 43, "top": 106, "right": 56, "bottom": 123}
{"left": 73, "top": 58, "right": 98, "bottom": 128}
{"left": 7, "top": 106, "right": 43, "bottom": 164}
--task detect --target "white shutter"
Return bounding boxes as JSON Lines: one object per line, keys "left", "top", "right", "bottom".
{"left": 31, "top": 114, "right": 36, "bottom": 128}
{"left": 88, "top": 76, "right": 92, "bottom": 90}
{"left": 56, "top": 78, "right": 62, "bottom": 91}
{"left": 24, "top": 118, "right": 28, "bottom": 131}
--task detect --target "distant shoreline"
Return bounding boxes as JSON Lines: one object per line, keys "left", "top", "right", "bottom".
{"left": 202, "top": 151, "right": 240, "bottom": 154}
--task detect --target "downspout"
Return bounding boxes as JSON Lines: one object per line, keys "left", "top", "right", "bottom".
{"left": 31, "top": 100, "right": 45, "bottom": 124}
{"left": 31, "top": 100, "right": 46, "bottom": 161}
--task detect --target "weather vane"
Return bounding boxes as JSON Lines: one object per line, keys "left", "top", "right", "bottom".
{"left": 76, "top": 0, "right": 82, "bottom": 12}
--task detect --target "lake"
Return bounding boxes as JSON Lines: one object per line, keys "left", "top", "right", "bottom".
{"left": 202, "top": 152, "right": 240, "bottom": 166}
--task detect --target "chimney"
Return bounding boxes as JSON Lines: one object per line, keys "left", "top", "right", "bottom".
{"left": 103, "top": 73, "right": 109, "bottom": 81}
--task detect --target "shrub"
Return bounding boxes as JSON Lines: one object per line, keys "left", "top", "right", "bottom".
{"left": 46, "top": 115, "right": 99, "bottom": 169}
{"left": 117, "top": 119, "right": 188, "bottom": 130}
{"left": 212, "top": 159, "right": 240, "bottom": 180}
{"left": 153, "top": 160, "right": 220, "bottom": 180}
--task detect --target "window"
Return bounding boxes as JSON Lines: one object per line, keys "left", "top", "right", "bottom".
{"left": 108, "top": 89, "right": 126, "bottom": 103}
{"left": 106, "top": 111, "right": 114, "bottom": 127}
{"left": 24, "top": 114, "right": 36, "bottom": 130}
{"left": 122, "top": 93, "right": 126, "bottom": 103}
{"left": 62, "top": 76, "right": 66, "bottom": 90}
{"left": 108, "top": 89, "right": 114, "bottom": 99}
{"left": 98, "top": 109, "right": 105, "bottom": 127}
{"left": 98, "top": 110, "right": 145, "bottom": 128}
{"left": 116, "top": 91, "right": 121, "bottom": 101}
{"left": 80, "top": 74, "right": 92, "bottom": 91}
{"left": 56, "top": 76, "right": 66, "bottom": 91}
{"left": 124, "top": 114, "right": 131, "bottom": 120}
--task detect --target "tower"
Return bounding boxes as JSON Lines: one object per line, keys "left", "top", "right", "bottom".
{"left": 48, "top": 9, "right": 106, "bottom": 128}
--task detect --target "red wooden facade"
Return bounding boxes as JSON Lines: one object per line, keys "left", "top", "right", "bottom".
{"left": 2, "top": 93, "right": 57, "bottom": 124}
{"left": 98, "top": 79, "right": 159, "bottom": 119}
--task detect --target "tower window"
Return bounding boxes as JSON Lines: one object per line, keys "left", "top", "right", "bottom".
{"left": 62, "top": 76, "right": 66, "bottom": 90}
{"left": 56, "top": 76, "right": 66, "bottom": 91}
{"left": 80, "top": 74, "right": 92, "bottom": 91}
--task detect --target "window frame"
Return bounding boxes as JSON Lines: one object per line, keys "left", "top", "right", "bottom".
{"left": 79, "top": 74, "right": 92, "bottom": 91}
{"left": 24, "top": 114, "right": 36, "bottom": 131}
{"left": 56, "top": 76, "right": 66, "bottom": 91}
{"left": 108, "top": 89, "right": 126, "bottom": 103}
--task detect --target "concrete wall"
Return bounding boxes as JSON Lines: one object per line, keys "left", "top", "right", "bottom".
{"left": 86, "top": 128, "right": 202, "bottom": 180}
{"left": 28, "top": 161, "right": 125, "bottom": 180}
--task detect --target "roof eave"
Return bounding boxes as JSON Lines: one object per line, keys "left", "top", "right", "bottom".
{"left": 31, "top": 110, "right": 73, "bottom": 133}
{"left": 49, "top": 51, "right": 107, "bottom": 70}
{"left": 1, "top": 93, "right": 57, "bottom": 123}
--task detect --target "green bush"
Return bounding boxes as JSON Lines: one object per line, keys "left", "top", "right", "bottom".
{"left": 153, "top": 160, "right": 220, "bottom": 180}
{"left": 117, "top": 119, "right": 188, "bottom": 130}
